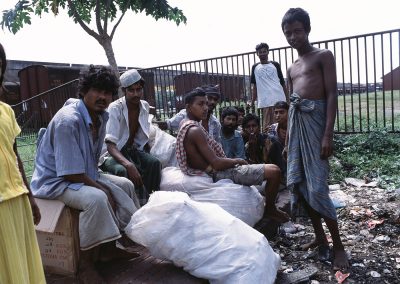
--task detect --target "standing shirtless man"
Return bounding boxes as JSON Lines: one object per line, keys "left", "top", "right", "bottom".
{"left": 282, "top": 8, "right": 349, "bottom": 271}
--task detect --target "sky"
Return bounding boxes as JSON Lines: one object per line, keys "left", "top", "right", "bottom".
{"left": 0, "top": 0, "right": 398, "bottom": 68}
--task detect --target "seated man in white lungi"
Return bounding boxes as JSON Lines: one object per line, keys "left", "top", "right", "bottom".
{"left": 31, "top": 66, "right": 140, "bottom": 283}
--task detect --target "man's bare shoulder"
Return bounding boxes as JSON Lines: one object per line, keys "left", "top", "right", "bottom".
{"left": 185, "top": 124, "right": 206, "bottom": 140}
{"left": 310, "top": 48, "right": 334, "bottom": 62}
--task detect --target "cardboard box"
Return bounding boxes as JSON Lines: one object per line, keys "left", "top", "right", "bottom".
{"left": 35, "top": 198, "right": 80, "bottom": 276}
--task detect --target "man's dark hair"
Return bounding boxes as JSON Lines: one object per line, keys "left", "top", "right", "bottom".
{"left": 184, "top": 87, "right": 207, "bottom": 105}
{"left": 255, "top": 42, "right": 269, "bottom": 52}
{"left": 0, "top": 43, "right": 6, "bottom": 85}
{"left": 242, "top": 113, "right": 260, "bottom": 128}
{"left": 201, "top": 84, "right": 221, "bottom": 99}
{"left": 221, "top": 106, "right": 239, "bottom": 120}
{"left": 234, "top": 105, "right": 245, "bottom": 114}
{"left": 274, "top": 101, "right": 289, "bottom": 110}
{"left": 281, "top": 8, "right": 311, "bottom": 33}
{"left": 78, "top": 65, "right": 120, "bottom": 98}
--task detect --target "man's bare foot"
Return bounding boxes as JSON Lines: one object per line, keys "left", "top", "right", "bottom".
{"left": 78, "top": 265, "right": 106, "bottom": 284}
{"left": 333, "top": 248, "right": 350, "bottom": 271}
{"left": 265, "top": 208, "right": 290, "bottom": 223}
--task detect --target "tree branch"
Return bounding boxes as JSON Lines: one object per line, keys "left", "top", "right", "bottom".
{"left": 103, "top": 0, "right": 112, "bottom": 33}
{"left": 67, "top": 0, "right": 100, "bottom": 41}
{"left": 110, "top": 10, "right": 126, "bottom": 40}
{"left": 95, "top": 0, "right": 104, "bottom": 34}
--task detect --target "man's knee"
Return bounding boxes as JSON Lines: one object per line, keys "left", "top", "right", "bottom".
{"left": 84, "top": 189, "right": 109, "bottom": 210}
{"left": 148, "top": 155, "right": 162, "bottom": 170}
{"left": 264, "top": 164, "right": 281, "bottom": 180}
{"left": 118, "top": 176, "right": 136, "bottom": 194}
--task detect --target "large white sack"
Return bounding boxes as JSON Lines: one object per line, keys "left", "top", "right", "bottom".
{"left": 149, "top": 125, "right": 178, "bottom": 168}
{"left": 160, "top": 166, "right": 264, "bottom": 226}
{"left": 125, "top": 191, "right": 280, "bottom": 284}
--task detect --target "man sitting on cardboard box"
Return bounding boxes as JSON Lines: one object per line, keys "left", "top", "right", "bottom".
{"left": 31, "top": 66, "right": 140, "bottom": 283}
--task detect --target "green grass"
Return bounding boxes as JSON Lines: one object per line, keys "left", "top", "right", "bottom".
{"left": 16, "top": 133, "right": 37, "bottom": 180}
{"left": 17, "top": 90, "right": 400, "bottom": 182}
{"left": 336, "top": 90, "right": 400, "bottom": 132}
{"left": 330, "top": 130, "right": 400, "bottom": 189}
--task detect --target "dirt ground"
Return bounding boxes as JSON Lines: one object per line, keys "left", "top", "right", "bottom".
{"left": 270, "top": 179, "right": 400, "bottom": 284}
{"left": 45, "top": 178, "right": 399, "bottom": 284}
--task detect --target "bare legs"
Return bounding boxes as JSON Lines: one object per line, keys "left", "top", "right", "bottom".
{"left": 263, "top": 164, "right": 290, "bottom": 222}
{"left": 301, "top": 199, "right": 349, "bottom": 270}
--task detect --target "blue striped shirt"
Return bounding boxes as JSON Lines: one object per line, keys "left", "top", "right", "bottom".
{"left": 31, "top": 99, "right": 108, "bottom": 199}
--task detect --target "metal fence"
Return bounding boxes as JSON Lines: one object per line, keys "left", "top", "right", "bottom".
{"left": 10, "top": 29, "right": 400, "bottom": 178}
{"left": 140, "top": 29, "right": 400, "bottom": 133}
{"left": 12, "top": 80, "right": 79, "bottom": 179}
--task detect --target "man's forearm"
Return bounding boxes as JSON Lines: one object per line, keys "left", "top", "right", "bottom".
{"left": 107, "top": 142, "right": 133, "bottom": 169}
{"left": 251, "top": 84, "right": 257, "bottom": 102}
{"left": 324, "top": 93, "right": 337, "bottom": 138}
{"left": 63, "top": 173, "right": 102, "bottom": 189}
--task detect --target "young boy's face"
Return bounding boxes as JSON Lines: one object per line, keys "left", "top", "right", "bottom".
{"left": 243, "top": 119, "right": 260, "bottom": 135}
{"left": 256, "top": 47, "right": 269, "bottom": 61}
{"left": 237, "top": 112, "right": 244, "bottom": 126}
{"left": 274, "top": 108, "right": 288, "bottom": 124}
{"left": 206, "top": 94, "right": 219, "bottom": 113}
{"left": 283, "top": 21, "right": 309, "bottom": 50}
{"left": 187, "top": 96, "right": 208, "bottom": 121}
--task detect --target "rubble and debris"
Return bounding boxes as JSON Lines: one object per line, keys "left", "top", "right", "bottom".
{"left": 369, "top": 271, "right": 381, "bottom": 278}
{"left": 270, "top": 180, "right": 400, "bottom": 283}
{"left": 335, "top": 270, "right": 350, "bottom": 283}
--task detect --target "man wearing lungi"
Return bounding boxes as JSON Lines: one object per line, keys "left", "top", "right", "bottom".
{"left": 282, "top": 8, "right": 349, "bottom": 270}
{"left": 99, "top": 69, "right": 162, "bottom": 205}
{"left": 31, "top": 66, "right": 140, "bottom": 283}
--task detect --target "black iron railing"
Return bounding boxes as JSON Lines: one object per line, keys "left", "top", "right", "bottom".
{"left": 12, "top": 79, "right": 79, "bottom": 179}
{"left": 10, "top": 29, "right": 400, "bottom": 178}
{"left": 140, "top": 29, "right": 400, "bottom": 133}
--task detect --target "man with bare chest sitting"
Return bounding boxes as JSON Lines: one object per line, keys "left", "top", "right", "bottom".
{"left": 100, "top": 69, "right": 162, "bottom": 205}
{"left": 176, "top": 88, "right": 289, "bottom": 223}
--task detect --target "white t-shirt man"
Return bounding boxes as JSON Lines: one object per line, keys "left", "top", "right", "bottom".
{"left": 250, "top": 62, "right": 286, "bottom": 108}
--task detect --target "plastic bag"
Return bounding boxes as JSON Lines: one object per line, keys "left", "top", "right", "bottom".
{"left": 160, "top": 167, "right": 264, "bottom": 226}
{"left": 125, "top": 191, "right": 280, "bottom": 284}
{"left": 149, "top": 125, "right": 178, "bottom": 168}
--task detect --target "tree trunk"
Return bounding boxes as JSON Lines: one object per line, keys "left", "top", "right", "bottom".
{"left": 99, "top": 37, "right": 124, "bottom": 98}
{"left": 100, "top": 36, "right": 119, "bottom": 75}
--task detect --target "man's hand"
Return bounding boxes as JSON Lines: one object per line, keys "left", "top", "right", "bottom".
{"left": 126, "top": 163, "right": 144, "bottom": 187}
{"left": 320, "top": 135, "right": 333, "bottom": 159}
{"left": 234, "top": 158, "right": 248, "bottom": 166}
{"left": 248, "top": 132, "right": 257, "bottom": 145}
{"left": 264, "top": 138, "right": 273, "bottom": 153}
{"left": 28, "top": 195, "right": 41, "bottom": 225}
{"left": 97, "top": 183, "right": 117, "bottom": 211}
{"left": 263, "top": 124, "right": 273, "bottom": 134}
{"left": 246, "top": 100, "right": 254, "bottom": 107}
